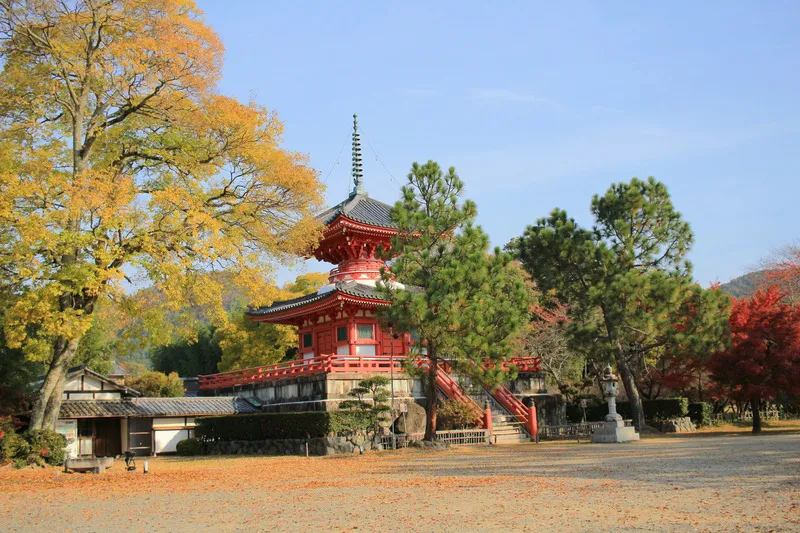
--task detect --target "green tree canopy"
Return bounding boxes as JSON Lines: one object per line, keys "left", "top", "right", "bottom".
{"left": 151, "top": 326, "right": 222, "bottom": 377}
{"left": 378, "top": 161, "right": 528, "bottom": 440}
{"left": 126, "top": 370, "right": 184, "bottom": 397}
{"left": 511, "top": 177, "right": 730, "bottom": 429}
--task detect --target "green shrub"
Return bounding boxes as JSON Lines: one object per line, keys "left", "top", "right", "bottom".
{"left": 1, "top": 431, "right": 30, "bottom": 464}
{"left": 1, "top": 426, "right": 67, "bottom": 468}
{"left": 688, "top": 402, "right": 713, "bottom": 426}
{"left": 196, "top": 412, "right": 333, "bottom": 442}
{"left": 175, "top": 438, "right": 204, "bottom": 456}
{"left": 328, "top": 411, "right": 374, "bottom": 436}
{"left": 25, "top": 429, "right": 67, "bottom": 466}
{"left": 437, "top": 399, "right": 481, "bottom": 430}
{"left": 19, "top": 430, "right": 66, "bottom": 467}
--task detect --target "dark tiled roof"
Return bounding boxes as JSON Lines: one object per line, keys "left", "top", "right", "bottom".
{"left": 133, "top": 397, "right": 258, "bottom": 416}
{"left": 317, "top": 193, "right": 396, "bottom": 229}
{"left": 59, "top": 400, "right": 142, "bottom": 418}
{"left": 59, "top": 397, "right": 258, "bottom": 419}
{"left": 247, "top": 281, "right": 389, "bottom": 316}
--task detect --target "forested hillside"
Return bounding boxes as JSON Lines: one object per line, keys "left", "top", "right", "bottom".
{"left": 720, "top": 271, "right": 767, "bottom": 298}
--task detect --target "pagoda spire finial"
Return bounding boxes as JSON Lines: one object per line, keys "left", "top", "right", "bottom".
{"left": 351, "top": 113, "right": 365, "bottom": 196}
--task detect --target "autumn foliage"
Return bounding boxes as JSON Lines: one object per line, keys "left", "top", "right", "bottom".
{"left": 0, "top": 0, "right": 323, "bottom": 429}
{"left": 707, "top": 287, "right": 800, "bottom": 432}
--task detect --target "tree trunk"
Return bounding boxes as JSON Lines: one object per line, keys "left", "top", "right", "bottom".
{"left": 29, "top": 337, "right": 81, "bottom": 430}
{"left": 751, "top": 397, "right": 762, "bottom": 434}
{"left": 424, "top": 348, "right": 438, "bottom": 441}
{"left": 29, "top": 75, "right": 91, "bottom": 431}
{"left": 616, "top": 355, "right": 646, "bottom": 432}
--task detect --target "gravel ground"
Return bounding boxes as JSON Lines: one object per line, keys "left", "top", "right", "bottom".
{"left": 0, "top": 433, "right": 798, "bottom": 532}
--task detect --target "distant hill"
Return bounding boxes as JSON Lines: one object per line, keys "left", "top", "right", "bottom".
{"left": 720, "top": 270, "right": 767, "bottom": 299}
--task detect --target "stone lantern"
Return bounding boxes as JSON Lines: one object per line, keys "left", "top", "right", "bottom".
{"left": 600, "top": 365, "right": 622, "bottom": 422}
{"left": 592, "top": 365, "right": 639, "bottom": 443}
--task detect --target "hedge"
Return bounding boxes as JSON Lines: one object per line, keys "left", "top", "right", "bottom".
{"left": 195, "top": 411, "right": 375, "bottom": 442}
{"left": 688, "top": 402, "right": 713, "bottom": 426}
{"left": 568, "top": 398, "right": 689, "bottom": 423}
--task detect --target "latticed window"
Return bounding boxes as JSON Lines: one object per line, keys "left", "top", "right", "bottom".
{"left": 357, "top": 324, "right": 373, "bottom": 340}
{"left": 337, "top": 326, "right": 348, "bottom": 342}
{"left": 303, "top": 333, "right": 313, "bottom": 348}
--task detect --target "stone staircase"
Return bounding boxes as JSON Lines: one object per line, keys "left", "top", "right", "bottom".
{"left": 434, "top": 365, "right": 533, "bottom": 444}
{"left": 469, "top": 388, "right": 531, "bottom": 444}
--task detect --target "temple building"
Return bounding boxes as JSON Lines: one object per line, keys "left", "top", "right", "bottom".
{"left": 199, "top": 116, "right": 551, "bottom": 441}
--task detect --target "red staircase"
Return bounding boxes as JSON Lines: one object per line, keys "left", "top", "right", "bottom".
{"left": 489, "top": 383, "right": 538, "bottom": 441}
{"left": 434, "top": 363, "right": 486, "bottom": 428}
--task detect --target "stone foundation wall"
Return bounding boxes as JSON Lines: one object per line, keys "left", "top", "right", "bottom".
{"left": 205, "top": 435, "right": 377, "bottom": 456}
{"left": 521, "top": 394, "right": 567, "bottom": 426}
{"left": 203, "top": 373, "right": 423, "bottom": 413}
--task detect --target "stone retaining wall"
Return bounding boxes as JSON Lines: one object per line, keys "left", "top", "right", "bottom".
{"left": 205, "top": 435, "right": 378, "bottom": 456}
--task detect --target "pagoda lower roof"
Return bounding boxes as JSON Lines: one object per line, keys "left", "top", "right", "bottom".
{"left": 246, "top": 281, "right": 389, "bottom": 320}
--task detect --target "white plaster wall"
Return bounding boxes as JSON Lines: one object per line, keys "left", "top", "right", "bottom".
{"left": 355, "top": 345, "right": 376, "bottom": 355}
{"left": 83, "top": 376, "right": 103, "bottom": 391}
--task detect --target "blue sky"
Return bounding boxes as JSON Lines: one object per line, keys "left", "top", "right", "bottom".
{"left": 197, "top": 1, "right": 799, "bottom": 286}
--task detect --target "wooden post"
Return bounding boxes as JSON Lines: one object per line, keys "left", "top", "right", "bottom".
{"left": 528, "top": 403, "right": 538, "bottom": 443}
{"left": 348, "top": 314, "right": 357, "bottom": 355}
{"left": 484, "top": 400, "right": 493, "bottom": 445}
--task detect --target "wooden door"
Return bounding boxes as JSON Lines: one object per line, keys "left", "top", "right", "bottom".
{"left": 381, "top": 328, "right": 404, "bottom": 356}
{"left": 317, "top": 329, "right": 333, "bottom": 355}
{"left": 128, "top": 418, "right": 153, "bottom": 456}
{"left": 93, "top": 418, "right": 121, "bottom": 457}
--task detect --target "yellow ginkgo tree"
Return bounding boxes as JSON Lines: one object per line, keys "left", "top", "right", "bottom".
{"left": 0, "top": 0, "right": 323, "bottom": 429}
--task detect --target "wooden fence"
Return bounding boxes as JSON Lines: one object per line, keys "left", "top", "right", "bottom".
{"left": 377, "top": 429, "right": 490, "bottom": 448}
{"left": 713, "top": 410, "right": 781, "bottom": 423}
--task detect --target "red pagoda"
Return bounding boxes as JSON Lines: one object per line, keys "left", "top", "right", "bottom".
{"left": 199, "top": 116, "right": 542, "bottom": 442}
{"left": 247, "top": 114, "right": 406, "bottom": 361}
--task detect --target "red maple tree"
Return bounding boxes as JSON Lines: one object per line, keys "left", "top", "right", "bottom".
{"left": 707, "top": 286, "right": 800, "bottom": 432}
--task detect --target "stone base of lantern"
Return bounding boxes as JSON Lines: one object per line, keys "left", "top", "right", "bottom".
{"left": 592, "top": 418, "right": 640, "bottom": 443}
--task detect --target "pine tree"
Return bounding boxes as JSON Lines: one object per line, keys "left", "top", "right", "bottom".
{"left": 378, "top": 161, "right": 528, "bottom": 440}
{"left": 512, "top": 177, "right": 730, "bottom": 430}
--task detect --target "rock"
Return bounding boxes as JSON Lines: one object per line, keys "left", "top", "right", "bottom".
{"left": 395, "top": 401, "right": 426, "bottom": 435}
{"left": 407, "top": 439, "right": 449, "bottom": 449}
{"left": 661, "top": 416, "right": 697, "bottom": 433}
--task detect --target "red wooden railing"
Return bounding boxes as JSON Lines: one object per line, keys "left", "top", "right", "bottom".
{"left": 503, "top": 357, "right": 542, "bottom": 373}
{"left": 433, "top": 362, "right": 486, "bottom": 427}
{"left": 490, "top": 383, "right": 538, "bottom": 439}
{"left": 199, "top": 354, "right": 540, "bottom": 391}
{"left": 198, "top": 354, "right": 407, "bottom": 390}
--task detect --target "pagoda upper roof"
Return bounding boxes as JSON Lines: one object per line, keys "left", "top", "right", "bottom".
{"left": 246, "top": 281, "right": 389, "bottom": 318}
{"left": 317, "top": 193, "right": 396, "bottom": 230}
